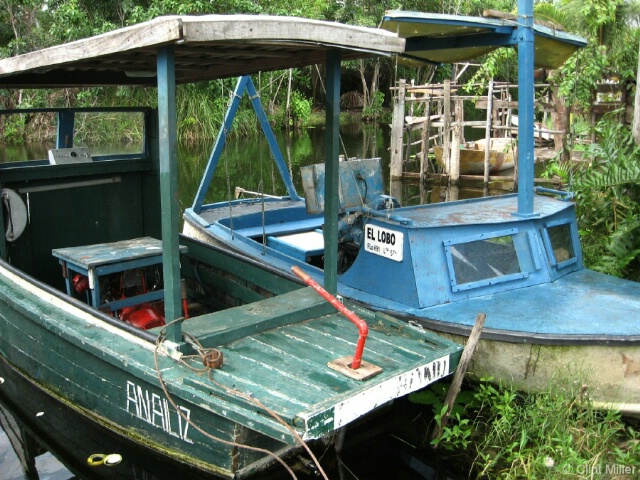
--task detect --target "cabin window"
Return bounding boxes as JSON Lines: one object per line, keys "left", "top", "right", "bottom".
{"left": 542, "top": 220, "right": 578, "bottom": 268}
{"left": 74, "top": 111, "right": 145, "bottom": 156}
{"left": 444, "top": 229, "right": 529, "bottom": 292}
{"left": 0, "top": 112, "right": 55, "bottom": 163}
{"left": 0, "top": 108, "right": 147, "bottom": 166}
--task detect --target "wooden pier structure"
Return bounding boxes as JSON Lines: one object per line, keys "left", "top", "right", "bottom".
{"left": 389, "top": 77, "right": 564, "bottom": 193}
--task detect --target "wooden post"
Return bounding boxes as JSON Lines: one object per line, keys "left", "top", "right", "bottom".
{"left": 420, "top": 97, "right": 432, "bottom": 183}
{"left": 442, "top": 80, "right": 451, "bottom": 175}
{"left": 324, "top": 49, "right": 341, "bottom": 295}
{"left": 390, "top": 79, "right": 406, "bottom": 200}
{"left": 483, "top": 79, "right": 494, "bottom": 187}
{"left": 431, "top": 313, "right": 486, "bottom": 444}
{"left": 390, "top": 79, "right": 406, "bottom": 179}
{"left": 157, "top": 45, "right": 183, "bottom": 343}
{"left": 505, "top": 90, "right": 513, "bottom": 139}
{"left": 494, "top": 87, "right": 501, "bottom": 137}
{"left": 449, "top": 98, "right": 462, "bottom": 185}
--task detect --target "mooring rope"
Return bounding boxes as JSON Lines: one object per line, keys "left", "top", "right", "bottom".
{"left": 183, "top": 331, "right": 329, "bottom": 480}
{"left": 153, "top": 323, "right": 329, "bottom": 479}
{"left": 153, "top": 326, "right": 297, "bottom": 479}
{"left": 205, "top": 371, "right": 329, "bottom": 480}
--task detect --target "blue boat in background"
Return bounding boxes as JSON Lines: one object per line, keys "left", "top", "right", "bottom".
{"left": 183, "top": 9, "right": 640, "bottom": 415}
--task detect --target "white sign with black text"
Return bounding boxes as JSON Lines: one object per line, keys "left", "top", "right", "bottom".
{"left": 364, "top": 224, "right": 403, "bottom": 262}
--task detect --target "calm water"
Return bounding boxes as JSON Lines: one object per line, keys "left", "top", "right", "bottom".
{"left": 0, "top": 119, "right": 457, "bottom": 480}
{"left": 175, "top": 120, "right": 433, "bottom": 211}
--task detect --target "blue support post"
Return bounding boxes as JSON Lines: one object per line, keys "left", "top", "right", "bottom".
{"left": 192, "top": 76, "right": 299, "bottom": 213}
{"left": 324, "top": 50, "right": 341, "bottom": 294}
{"left": 57, "top": 110, "right": 75, "bottom": 148}
{"left": 515, "top": 0, "right": 538, "bottom": 217}
{"left": 192, "top": 76, "right": 248, "bottom": 212}
{"left": 157, "top": 46, "right": 183, "bottom": 343}
{"left": 245, "top": 78, "right": 300, "bottom": 202}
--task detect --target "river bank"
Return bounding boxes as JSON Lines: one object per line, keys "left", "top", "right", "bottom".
{"left": 414, "top": 378, "right": 640, "bottom": 479}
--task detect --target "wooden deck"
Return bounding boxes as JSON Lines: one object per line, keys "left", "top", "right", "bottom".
{"left": 176, "top": 288, "right": 461, "bottom": 440}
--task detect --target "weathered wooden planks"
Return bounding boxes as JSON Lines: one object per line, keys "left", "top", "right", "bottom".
{"left": 181, "top": 15, "right": 405, "bottom": 53}
{"left": 0, "top": 17, "right": 182, "bottom": 75}
{"left": 0, "top": 15, "right": 404, "bottom": 87}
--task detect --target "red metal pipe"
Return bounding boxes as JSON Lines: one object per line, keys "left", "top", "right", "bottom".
{"left": 181, "top": 279, "right": 189, "bottom": 319}
{"left": 291, "top": 266, "right": 368, "bottom": 369}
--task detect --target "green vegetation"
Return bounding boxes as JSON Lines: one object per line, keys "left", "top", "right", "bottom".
{"left": 2, "top": 0, "right": 638, "bottom": 281}
{"left": 461, "top": 0, "right": 640, "bottom": 282}
{"left": 544, "top": 117, "right": 640, "bottom": 282}
{"left": 413, "top": 378, "right": 640, "bottom": 479}
{"left": 362, "top": 91, "right": 386, "bottom": 122}
{"left": 470, "top": 379, "right": 639, "bottom": 479}
{"left": 1, "top": 0, "right": 637, "bottom": 276}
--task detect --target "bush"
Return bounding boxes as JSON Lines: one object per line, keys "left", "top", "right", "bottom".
{"left": 423, "top": 378, "right": 640, "bottom": 479}
{"left": 571, "top": 119, "right": 640, "bottom": 281}
{"left": 289, "top": 90, "right": 312, "bottom": 128}
{"left": 362, "top": 91, "right": 385, "bottom": 121}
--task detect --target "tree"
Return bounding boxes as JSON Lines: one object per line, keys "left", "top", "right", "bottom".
{"left": 0, "top": 0, "right": 44, "bottom": 55}
{"left": 634, "top": 41, "right": 640, "bottom": 144}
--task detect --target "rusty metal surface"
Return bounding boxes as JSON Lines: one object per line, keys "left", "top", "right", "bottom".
{"left": 327, "top": 355, "right": 383, "bottom": 381}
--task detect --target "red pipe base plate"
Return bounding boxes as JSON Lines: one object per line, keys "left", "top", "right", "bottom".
{"left": 328, "top": 356, "right": 383, "bottom": 381}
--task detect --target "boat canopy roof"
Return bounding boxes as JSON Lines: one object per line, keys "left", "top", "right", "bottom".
{"left": 0, "top": 15, "right": 405, "bottom": 88}
{"left": 380, "top": 10, "right": 587, "bottom": 70}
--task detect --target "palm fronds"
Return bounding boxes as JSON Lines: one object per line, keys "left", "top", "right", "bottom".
{"left": 572, "top": 119, "right": 640, "bottom": 280}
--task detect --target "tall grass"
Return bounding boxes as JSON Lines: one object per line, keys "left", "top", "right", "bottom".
{"left": 421, "top": 379, "right": 640, "bottom": 479}
{"left": 176, "top": 84, "right": 267, "bottom": 145}
{"left": 2, "top": 84, "right": 270, "bottom": 148}
{"left": 471, "top": 379, "right": 639, "bottom": 478}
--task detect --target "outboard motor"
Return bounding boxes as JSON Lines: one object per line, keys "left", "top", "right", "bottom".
{"left": 335, "top": 193, "right": 401, "bottom": 273}
{"left": 301, "top": 158, "right": 400, "bottom": 273}
{"left": 371, "top": 194, "right": 401, "bottom": 212}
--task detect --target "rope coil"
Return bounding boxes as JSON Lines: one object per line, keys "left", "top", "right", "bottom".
{"left": 153, "top": 322, "right": 329, "bottom": 479}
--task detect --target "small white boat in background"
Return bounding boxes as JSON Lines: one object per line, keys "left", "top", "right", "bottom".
{"left": 433, "top": 137, "right": 516, "bottom": 174}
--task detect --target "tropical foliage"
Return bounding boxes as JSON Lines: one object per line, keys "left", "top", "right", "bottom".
{"left": 460, "top": 0, "right": 640, "bottom": 281}
{"left": 556, "top": 118, "right": 640, "bottom": 281}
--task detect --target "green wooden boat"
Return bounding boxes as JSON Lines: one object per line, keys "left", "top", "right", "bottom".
{"left": 0, "top": 15, "right": 463, "bottom": 479}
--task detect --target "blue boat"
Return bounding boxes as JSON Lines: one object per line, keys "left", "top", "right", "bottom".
{"left": 183, "top": 10, "right": 640, "bottom": 415}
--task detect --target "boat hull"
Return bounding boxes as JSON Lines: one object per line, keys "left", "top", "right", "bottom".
{"left": 433, "top": 138, "right": 515, "bottom": 174}
{"left": 0, "top": 262, "right": 296, "bottom": 479}
{"left": 0, "top": 356, "right": 222, "bottom": 480}
{"left": 0, "top": 241, "right": 464, "bottom": 477}
{"left": 435, "top": 332, "right": 640, "bottom": 416}
{"left": 183, "top": 193, "right": 640, "bottom": 416}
